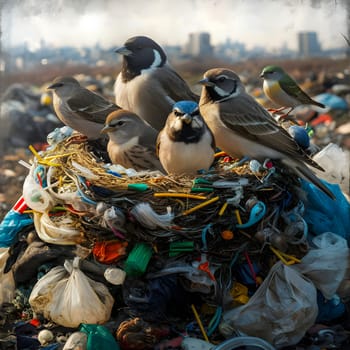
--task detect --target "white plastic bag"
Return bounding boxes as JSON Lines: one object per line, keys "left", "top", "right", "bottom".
{"left": 0, "top": 248, "right": 15, "bottom": 306}
{"left": 312, "top": 143, "right": 349, "bottom": 195}
{"left": 220, "top": 261, "right": 318, "bottom": 349}
{"left": 29, "top": 257, "right": 114, "bottom": 327}
{"left": 293, "top": 232, "right": 349, "bottom": 299}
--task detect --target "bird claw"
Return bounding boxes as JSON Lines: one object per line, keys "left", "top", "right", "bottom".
{"left": 268, "top": 106, "right": 296, "bottom": 122}
{"left": 267, "top": 106, "right": 287, "bottom": 114}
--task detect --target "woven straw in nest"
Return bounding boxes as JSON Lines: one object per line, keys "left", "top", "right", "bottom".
{"left": 42, "top": 136, "right": 266, "bottom": 194}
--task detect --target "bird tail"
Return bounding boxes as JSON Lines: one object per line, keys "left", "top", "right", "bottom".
{"left": 283, "top": 159, "right": 335, "bottom": 200}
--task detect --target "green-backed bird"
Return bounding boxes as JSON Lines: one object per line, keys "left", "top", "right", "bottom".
{"left": 260, "top": 65, "right": 325, "bottom": 116}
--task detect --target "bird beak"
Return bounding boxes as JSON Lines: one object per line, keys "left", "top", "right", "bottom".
{"left": 197, "top": 78, "right": 215, "bottom": 87}
{"left": 100, "top": 125, "right": 114, "bottom": 134}
{"left": 47, "top": 82, "right": 63, "bottom": 90}
{"left": 114, "top": 46, "right": 132, "bottom": 56}
{"left": 181, "top": 114, "right": 192, "bottom": 124}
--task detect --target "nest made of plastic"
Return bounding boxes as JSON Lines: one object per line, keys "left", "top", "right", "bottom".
{"left": 26, "top": 136, "right": 307, "bottom": 266}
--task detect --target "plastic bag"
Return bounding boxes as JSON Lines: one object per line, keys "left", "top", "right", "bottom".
{"left": 220, "top": 261, "right": 318, "bottom": 349}
{"left": 0, "top": 209, "right": 33, "bottom": 247}
{"left": 29, "top": 257, "right": 114, "bottom": 327}
{"left": 312, "top": 143, "right": 349, "bottom": 195}
{"left": 80, "top": 324, "right": 120, "bottom": 350}
{"left": 293, "top": 232, "right": 349, "bottom": 299}
{"left": 300, "top": 179, "right": 350, "bottom": 240}
{"left": 0, "top": 247, "right": 15, "bottom": 306}
{"left": 62, "top": 332, "right": 87, "bottom": 350}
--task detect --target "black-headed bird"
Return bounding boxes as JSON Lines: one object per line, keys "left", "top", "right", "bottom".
{"left": 198, "top": 68, "right": 334, "bottom": 199}
{"left": 114, "top": 36, "right": 199, "bottom": 131}
{"left": 157, "top": 101, "right": 215, "bottom": 176}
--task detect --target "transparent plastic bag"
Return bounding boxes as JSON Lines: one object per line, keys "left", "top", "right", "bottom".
{"left": 293, "top": 232, "right": 349, "bottom": 299}
{"left": 0, "top": 248, "right": 15, "bottom": 306}
{"left": 220, "top": 262, "right": 318, "bottom": 349}
{"left": 29, "top": 257, "right": 114, "bottom": 327}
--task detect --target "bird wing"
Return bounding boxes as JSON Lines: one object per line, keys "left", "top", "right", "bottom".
{"left": 128, "top": 143, "right": 164, "bottom": 172}
{"left": 66, "top": 89, "right": 119, "bottom": 124}
{"left": 219, "top": 93, "right": 323, "bottom": 170}
{"left": 153, "top": 65, "right": 200, "bottom": 103}
{"left": 279, "top": 74, "right": 322, "bottom": 106}
{"left": 138, "top": 126, "right": 158, "bottom": 154}
{"left": 155, "top": 128, "right": 164, "bottom": 158}
{"left": 126, "top": 68, "right": 199, "bottom": 130}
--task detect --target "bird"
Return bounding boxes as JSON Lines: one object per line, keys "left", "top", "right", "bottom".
{"left": 47, "top": 76, "right": 121, "bottom": 162}
{"left": 101, "top": 109, "right": 165, "bottom": 172}
{"left": 198, "top": 68, "right": 335, "bottom": 199}
{"left": 114, "top": 35, "right": 199, "bottom": 131}
{"left": 260, "top": 65, "right": 325, "bottom": 117}
{"left": 156, "top": 100, "right": 215, "bottom": 176}
{"left": 47, "top": 76, "right": 120, "bottom": 140}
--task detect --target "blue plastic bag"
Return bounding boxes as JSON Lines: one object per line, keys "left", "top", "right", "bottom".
{"left": 0, "top": 210, "right": 33, "bottom": 247}
{"left": 301, "top": 179, "right": 350, "bottom": 240}
{"left": 314, "top": 93, "right": 348, "bottom": 110}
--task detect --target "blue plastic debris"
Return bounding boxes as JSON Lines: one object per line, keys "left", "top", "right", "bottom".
{"left": 301, "top": 179, "right": 350, "bottom": 240}
{"left": 314, "top": 93, "right": 348, "bottom": 110}
{"left": 0, "top": 210, "right": 34, "bottom": 247}
{"left": 316, "top": 291, "right": 346, "bottom": 323}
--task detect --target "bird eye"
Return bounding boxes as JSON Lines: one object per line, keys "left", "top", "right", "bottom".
{"left": 218, "top": 77, "right": 226, "bottom": 83}
{"left": 116, "top": 120, "right": 125, "bottom": 126}
{"left": 174, "top": 110, "right": 183, "bottom": 117}
{"left": 190, "top": 109, "right": 199, "bottom": 117}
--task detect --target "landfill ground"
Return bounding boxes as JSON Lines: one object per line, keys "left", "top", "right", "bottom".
{"left": 1, "top": 58, "right": 350, "bottom": 350}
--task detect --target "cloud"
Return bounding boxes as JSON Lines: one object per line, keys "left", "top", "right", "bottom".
{"left": 1, "top": 0, "right": 347, "bottom": 50}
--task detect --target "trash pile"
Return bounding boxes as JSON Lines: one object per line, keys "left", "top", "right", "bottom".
{"left": 1, "top": 124, "right": 350, "bottom": 350}
{"left": 0, "top": 83, "right": 63, "bottom": 154}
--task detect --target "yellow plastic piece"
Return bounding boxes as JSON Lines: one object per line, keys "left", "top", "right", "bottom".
{"left": 182, "top": 196, "right": 219, "bottom": 216}
{"left": 191, "top": 304, "right": 209, "bottom": 342}
{"left": 234, "top": 209, "right": 243, "bottom": 225}
{"left": 154, "top": 193, "right": 207, "bottom": 200}
{"left": 230, "top": 282, "right": 249, "bottom": 305}
{"left": 218, "top": 202, "right": 228, "bottom": 216}
{"left": 270, "top": 246, "right": 301, "bottom": 265}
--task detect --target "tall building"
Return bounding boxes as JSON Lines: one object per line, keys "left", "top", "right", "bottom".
{"left": 185, "top": 32, "right": 213, "bottom": 57}
{"left": 298, "top": 31, "right": 321, "bottom": 57}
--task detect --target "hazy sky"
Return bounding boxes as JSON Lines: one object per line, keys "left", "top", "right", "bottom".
{"left": 1, "top": 0, "right": 348, "bottom": 51}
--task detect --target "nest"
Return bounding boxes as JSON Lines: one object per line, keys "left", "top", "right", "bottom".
{"left": 27, "top": 135, "right": 307, "bottom": 268}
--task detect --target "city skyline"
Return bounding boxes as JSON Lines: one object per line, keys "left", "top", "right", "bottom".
{"left": 1, "top": 0, "right": 348, "bottom": 52}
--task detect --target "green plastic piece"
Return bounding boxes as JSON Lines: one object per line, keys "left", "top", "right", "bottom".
{"left": 124, "top": 243, "right": 153, "bottom": 276}
{"left": 193, "top": 178, "right": 212, "bottom": 185}
{"left": 169, "top": 241, "right": 195, "bottom": 257}
{"left": 191, "top": 187, "right": 213, "bottom": 193}
{"left": 80, "top": 324, "right": 120, "bottom": 350}
{"left": 127, "top": 183, "right": 149, "bottom": 192}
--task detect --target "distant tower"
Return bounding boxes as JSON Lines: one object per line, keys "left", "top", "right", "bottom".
{"left": 298, "top": 31, "right": 321, "bottom": 57}
{"left": 186, "top": 32, "right": 213, "bottom": 57}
